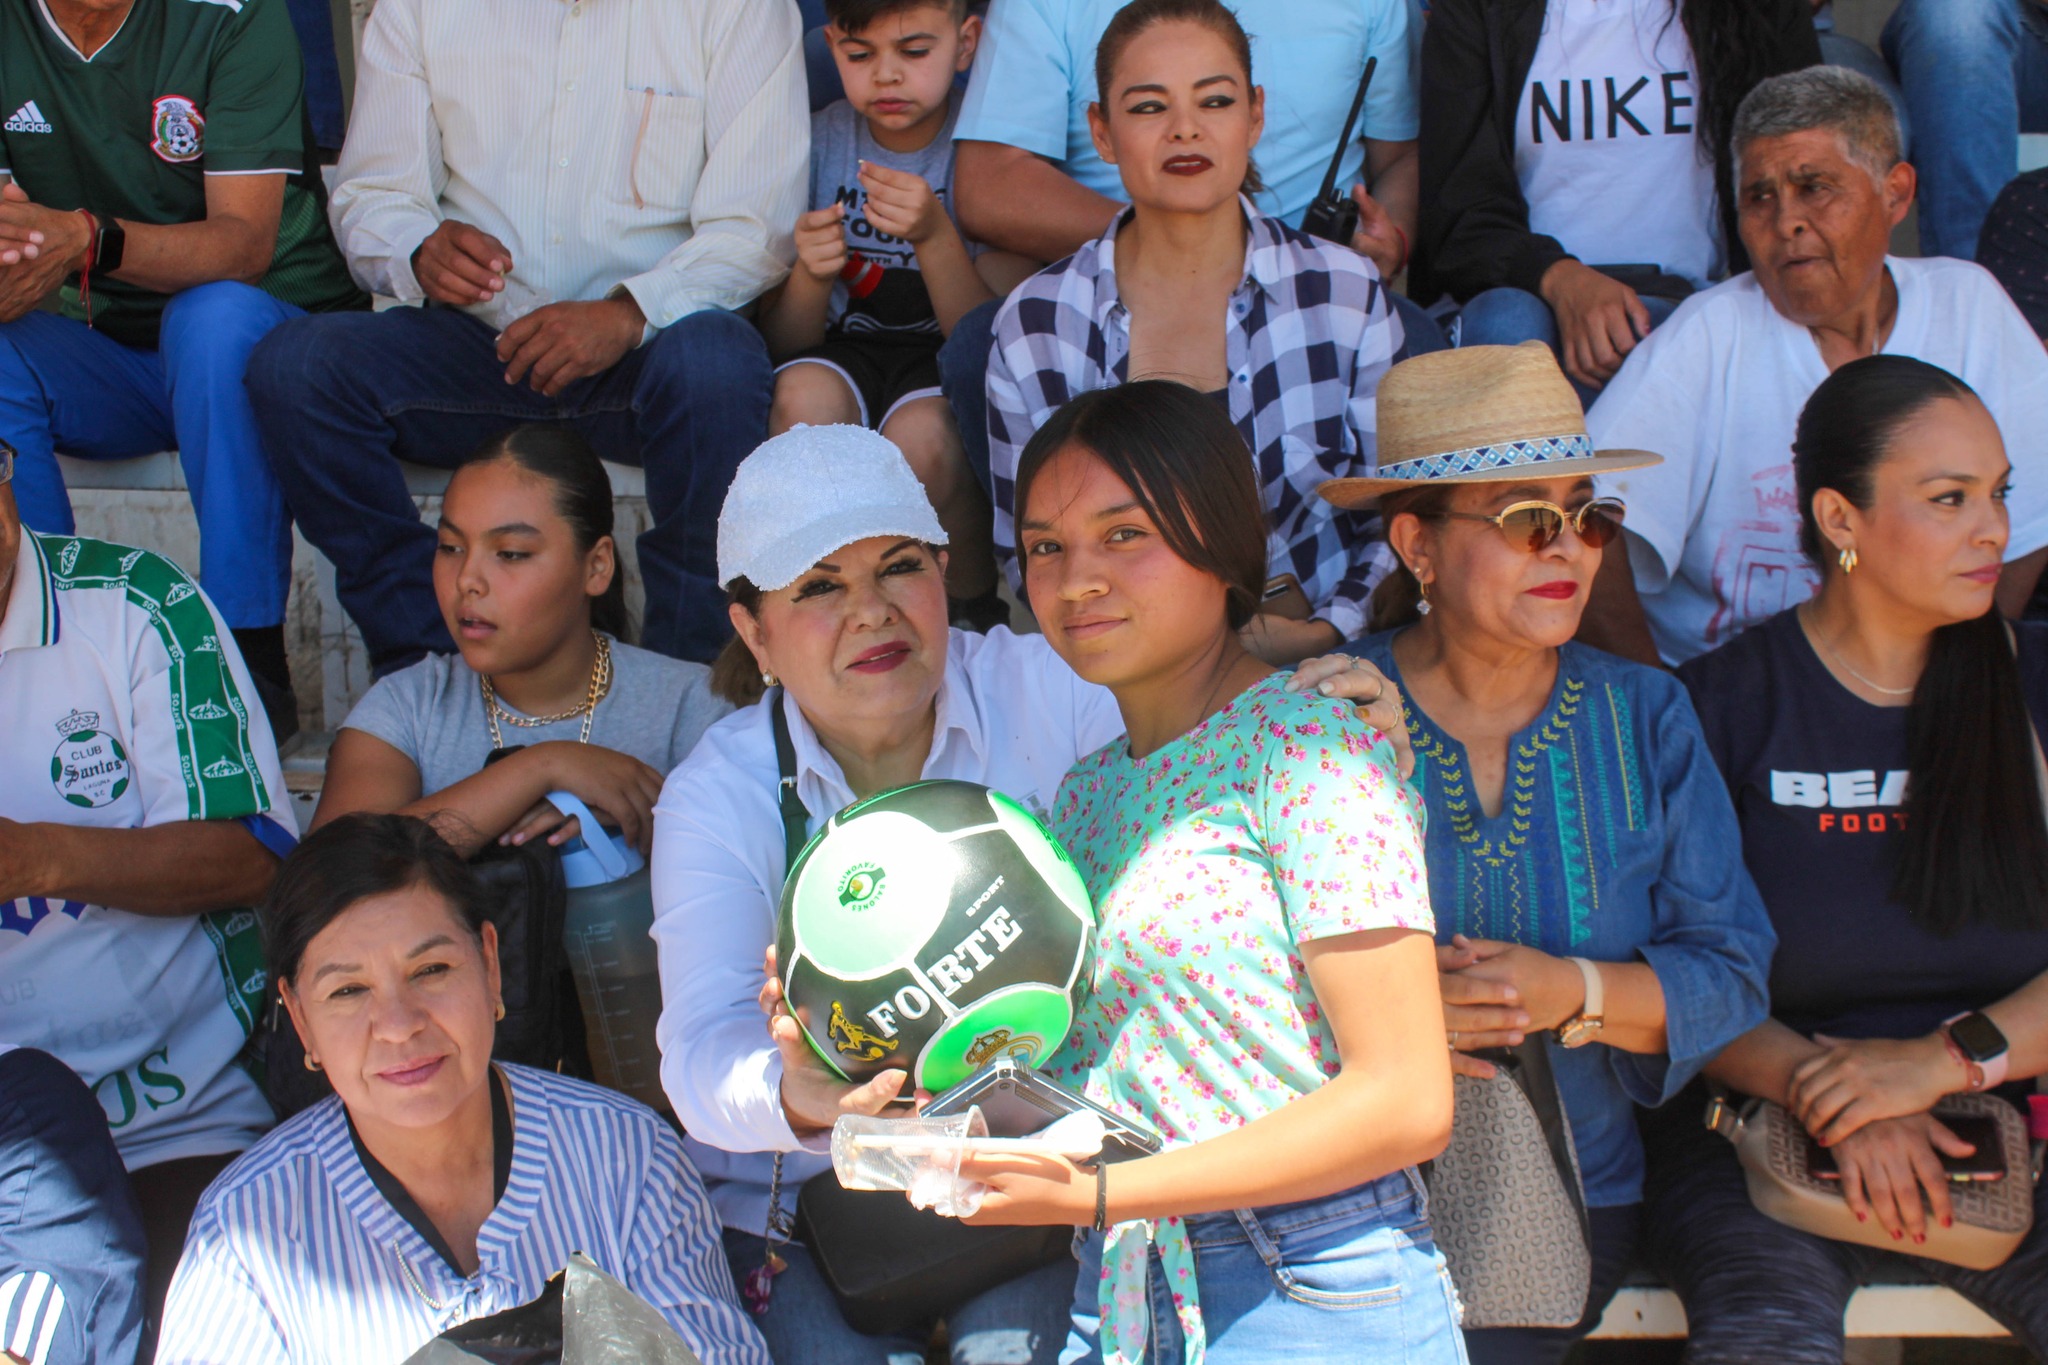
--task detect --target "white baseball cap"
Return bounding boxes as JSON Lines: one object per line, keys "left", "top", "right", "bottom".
{"left": 717, "top": 425, "right": 949, "bottom": 592}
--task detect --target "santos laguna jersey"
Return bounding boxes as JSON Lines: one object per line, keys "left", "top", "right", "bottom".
{"left": 0, "top": 532, "right": 288, "bottom": 1169}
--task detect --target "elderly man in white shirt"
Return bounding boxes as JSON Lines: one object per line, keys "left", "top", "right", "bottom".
{"left": 1579, "top": 66, "right": 2048, "bottom": 666}
{"left": 245, "top": 0, "right": 808, "bottom": 672}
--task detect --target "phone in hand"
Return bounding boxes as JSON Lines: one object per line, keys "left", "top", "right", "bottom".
{"left": 924, "top": 1059, "right": 1163, "bottom": 1164}
{"left": 1805, "top": 1114, "right": 2007, "bottom": 1184}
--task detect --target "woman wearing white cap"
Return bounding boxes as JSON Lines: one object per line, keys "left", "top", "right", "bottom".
{"left": 1322, "top": 344, "right": 1777, "bottom": 1365}
{"left": 648, "top": 423, "right": 1404, "bottom": 1363}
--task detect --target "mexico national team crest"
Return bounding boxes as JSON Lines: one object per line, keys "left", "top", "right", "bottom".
{"left": 150, "top": 95, "right": 205, "bottom": 164}
{"left": 49, "top": 710, "right": 130, "bottom": 809}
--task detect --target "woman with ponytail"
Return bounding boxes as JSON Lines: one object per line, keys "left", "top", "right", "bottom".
{"left": 1642, "top": 355, "right": 2048, "bottom": 1363}
{"left": 316, "top": 425, "right": 728, "bottom": 856}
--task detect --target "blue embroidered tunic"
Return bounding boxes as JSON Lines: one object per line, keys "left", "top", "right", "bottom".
{"left": 1346, "top": 636, "right": 1776, "bottom": 1205}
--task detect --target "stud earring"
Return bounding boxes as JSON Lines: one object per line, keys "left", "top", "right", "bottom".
{"left": 303, "top": 1054, "right": 322, "bottom": 1072}
{"left": 1838, "top": 545, "right": 1859, "bottom": 575}
{"left": 761, "top": 671, "right": 779, "bottom": 688}
{"left": 495, "top": 1002, "right": 507, "bottom": 1023}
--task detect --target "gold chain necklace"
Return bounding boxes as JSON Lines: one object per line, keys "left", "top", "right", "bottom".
{"left": 1800, "top": 605, "right": 1916, "bottom": 698}
{"left": 480, "top": 632, "right": 613, "bottom": 750}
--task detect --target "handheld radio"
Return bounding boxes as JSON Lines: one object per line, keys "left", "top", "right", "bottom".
{"left": 1299, "top": 56, "right": 1379, "bottom": 245}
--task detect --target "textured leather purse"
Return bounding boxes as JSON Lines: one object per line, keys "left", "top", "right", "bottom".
{"left": 1706, "top": 1091, "right": 2034, "bottom": 1271}
{"left": 1425, "top": 1039, "right": 1592, "bottom": 1329}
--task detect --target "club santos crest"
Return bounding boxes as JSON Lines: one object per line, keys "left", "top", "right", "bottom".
{"left": 49, "top": 710, "right": 129, "bottom": 809}
{"left": 150, "top": 95, "right": 205, "bottom": 164}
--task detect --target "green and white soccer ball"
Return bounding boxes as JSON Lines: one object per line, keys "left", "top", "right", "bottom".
{"left": 775, "top": 780, "right": 1096, "bottom": 1092}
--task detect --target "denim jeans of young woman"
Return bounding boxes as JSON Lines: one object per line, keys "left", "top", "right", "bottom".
{"left": 1058, "top": 1171, "right": 1467, "bottom": 1365}
{"left": 1640, "top": 1083, "right": 2048, "bottom": 1363}
{"left": 722, "top": 1228, "right": 1076, "bottom": 1365}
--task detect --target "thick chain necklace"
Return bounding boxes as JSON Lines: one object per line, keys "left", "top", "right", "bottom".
{"left": 481, "top": 632, "right": 613, "bottom": 750}
{"left": 1800, "top": 605, "right": 1916, "bottom": 698}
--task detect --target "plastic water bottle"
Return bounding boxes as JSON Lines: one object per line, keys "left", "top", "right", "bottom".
{"left": 550, "top": 792, "right": 671, "bottom": 1115}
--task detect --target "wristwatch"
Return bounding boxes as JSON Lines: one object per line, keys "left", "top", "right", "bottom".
{"left": 1556, "top": 956, "right": 1605, "bottom": 1049}
{"left": 86, "top": 211, "right": 125, "bottom": 273}
{"left": 1943, "top": 1011, "right": 2011, "bottom": 1092}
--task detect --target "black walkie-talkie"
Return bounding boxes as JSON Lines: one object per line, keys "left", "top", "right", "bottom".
{"left": 1299, "top": 56, "right": 1379, "bottom": 245}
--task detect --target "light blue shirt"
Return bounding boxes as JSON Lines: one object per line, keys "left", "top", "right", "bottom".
{"left": 956, "top": 0, "right": 1420, "bottom": 228}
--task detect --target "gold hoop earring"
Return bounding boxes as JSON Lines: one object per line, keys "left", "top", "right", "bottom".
{"left": 1838, "top": 545, "right": 1859, "bottom": 575}
{"left": 761, "top": 671, "right": 779, "bottom": 688}
{"left": 303, "top": 1055, "right": 322, "bottom": 1072}
{"left": 494, "top": 1002, "right": 507, "bottom": 1023}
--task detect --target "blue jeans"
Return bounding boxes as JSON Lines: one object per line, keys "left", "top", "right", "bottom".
{"left": 940, "top": 298, "right": 1001, "bottom": 503}
{"left": 721, "top": 1228, "right": 1074, "bottom": 1365}
{"left": 1456, "top": 286, "right": 1679, "bottom": 411}
{"left": 1060, "top": 1172, "right": 1466, "bottom": 1364}
{"left": 0, "top": 1048, "right": 146, "bottom": 1365}
{"left": 0, "top": 282, "right": 302, "bottom": 628}
{"left": 246, "top": 304, "right": 771, "bottom": 670}
{"left": 1884, "top": 0, "right": 2048, "bottom": 261}
{"left": 1641, "top": 1081, "right": 2048, "bottom": 1363}
{"left": 1390, "top": 292, "right": 1451, "bottom": 360}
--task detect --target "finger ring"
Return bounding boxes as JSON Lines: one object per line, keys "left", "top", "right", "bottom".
{"left": 1447, "top": 1030, "right": 1459, "bottom": 1049}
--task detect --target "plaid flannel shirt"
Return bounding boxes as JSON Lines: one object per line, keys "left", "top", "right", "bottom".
{"left": 986, "top": 203, "right": 1403, "bottom": 641}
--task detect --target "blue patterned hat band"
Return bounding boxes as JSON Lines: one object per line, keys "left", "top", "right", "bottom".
{"left": 1375, "top": 433, "right": 1596, "bottom": 485}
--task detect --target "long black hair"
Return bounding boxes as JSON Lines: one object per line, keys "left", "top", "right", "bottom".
{"left": 1013, "top": 381, "right": 1268, "bottom": 631}
{"left": 460, "top": 425, "right": 631, "bottom": 641}
{"left": 1794, "top": 355, "right": 2048, "bottom": 936}
{"left": 1670, "top": 0, "right": 1816, "bottom": 273}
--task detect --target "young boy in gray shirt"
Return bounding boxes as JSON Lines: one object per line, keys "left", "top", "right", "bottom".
{"left": 758, "top": 0, "right": 1031, "bottom": 627}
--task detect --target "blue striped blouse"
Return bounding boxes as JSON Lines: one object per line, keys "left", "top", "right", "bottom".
{"left": 155, "top": 1064, "right": 771, "bottom": 1364}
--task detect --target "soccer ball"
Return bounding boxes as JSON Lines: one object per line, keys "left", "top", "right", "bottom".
{"left": 776, "top": 780, "right": 1096, "bottom": 1092}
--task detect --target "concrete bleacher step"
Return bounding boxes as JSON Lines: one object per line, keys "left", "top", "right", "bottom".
{"left": 1590, "top": 1284, "right": 2009, "bottom": 1341}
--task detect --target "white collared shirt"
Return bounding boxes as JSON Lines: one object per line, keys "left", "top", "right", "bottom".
{"left": 0, "top": 532, "right": 290, "bottom": 1169}
{"left": 649, "top": 628, "right": 1125, "bottom": 1235}
{"left": 329, "top": 0, "right": 808, "bottom": 332}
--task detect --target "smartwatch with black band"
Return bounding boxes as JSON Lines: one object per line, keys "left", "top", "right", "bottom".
{"left": 88, "top": 212, "right": 125, "bottom": 274}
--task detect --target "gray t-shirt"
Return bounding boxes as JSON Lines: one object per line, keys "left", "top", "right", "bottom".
{"left": 342, "top": 639, "right": 730, "bottom": 795}
{"left": 811, "top": 88, "right": 978, "bottom": 338}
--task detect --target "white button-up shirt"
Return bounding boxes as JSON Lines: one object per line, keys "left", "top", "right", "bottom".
{"left": 650, "top": 628, "right": 1125, "bottom": 1236}
{"left": 329, "top": 0, "right": 807, "bottom": 332}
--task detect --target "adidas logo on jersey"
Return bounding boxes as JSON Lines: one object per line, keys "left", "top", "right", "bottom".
{"left": 4, "top": 101, "right": 52, "bottom": 134}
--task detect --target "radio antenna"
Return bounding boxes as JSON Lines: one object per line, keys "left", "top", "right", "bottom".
{"left": 1315, "top": 56, "right": 1378, "bottom": 206}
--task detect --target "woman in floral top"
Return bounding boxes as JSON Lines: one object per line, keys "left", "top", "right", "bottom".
{"left": 958, "top": 380, "right": 1463, "bottom": 1365}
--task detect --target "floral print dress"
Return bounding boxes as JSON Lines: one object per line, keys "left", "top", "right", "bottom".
{"left": 1047, "top": 672, "right": 1434, "bottom": 1363}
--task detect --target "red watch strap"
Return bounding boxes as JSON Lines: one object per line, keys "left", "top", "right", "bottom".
{"left": 74, "top": 209, "right": 96, "bottom": 327}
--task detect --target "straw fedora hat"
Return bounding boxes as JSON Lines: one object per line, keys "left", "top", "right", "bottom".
{"left": 1317, "top": 342, "right": 1660, "bottom": 509}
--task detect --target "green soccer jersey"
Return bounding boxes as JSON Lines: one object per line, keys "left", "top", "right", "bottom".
{"left": 0, "top": 0, "right": 365, "bottom": 349}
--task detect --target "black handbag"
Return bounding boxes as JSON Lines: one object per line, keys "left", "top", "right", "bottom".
{"left": 260, "top": 838, "right": 591, "bottom": 1120}
{"left": 765, "top": 692, "right": 1074, "bottom": 1336}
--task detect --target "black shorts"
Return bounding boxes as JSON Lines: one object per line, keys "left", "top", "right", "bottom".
{"left": 777, "top": 333, "right": 944, "bottom": 430}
